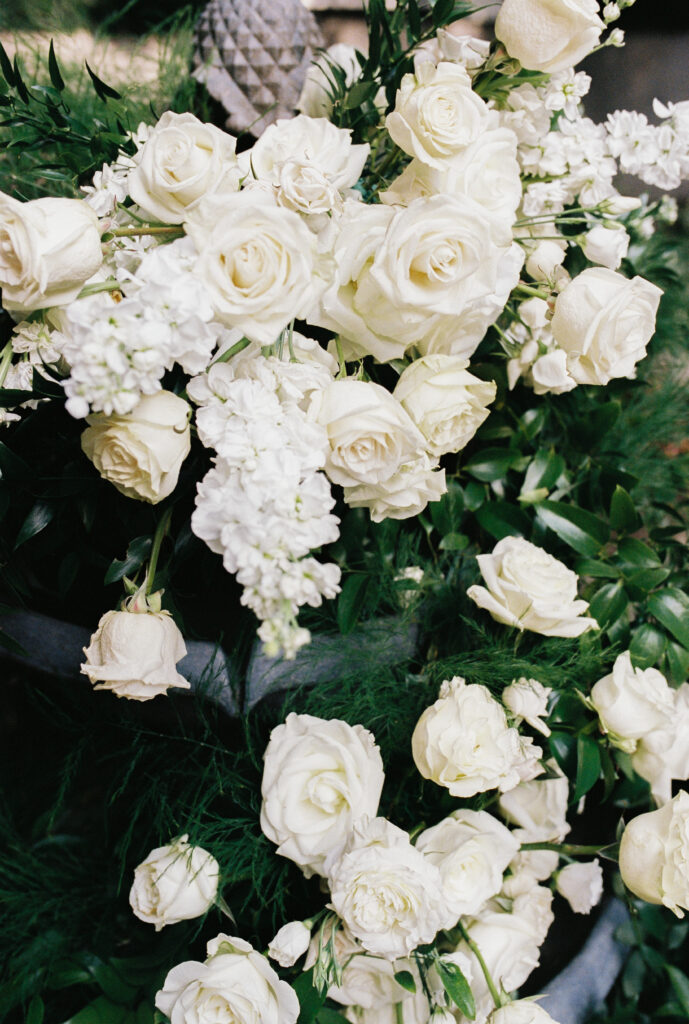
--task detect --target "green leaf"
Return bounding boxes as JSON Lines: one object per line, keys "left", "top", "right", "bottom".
{"left": 609, "top": 485, "right": 640, "bottom": 534}
{"left": 394, "top": 970, "right": 417, "bottom": 994}
{"left": 549, "top": 730, "right": 577, "bottom": 777}
{"left": 521, "top": 449, "right": 565, "bottom": 496}
{"left": 625, "top": 567, "right": 670, "bottom": 593}
{"left": 665, "top": 641, "right": 689, "bottom": 684}
{"left": 616, "top": 537, "right": 661, "bottom": 568}
{"left": 0, "top": 387, "right": 42, "bottom": 407}
{"left": 315, "top": 1010, "right": 349, "bottom": 1024}
{"left": 48, "top": 40, "right": 65, "bottom": 92}
{"left": 12, "top": 56, "right": 29, "bottom": 103}
{"left": 575, "top": 558, "right": 620, "bottom": 579}
{"left": 439, "top": 532, "right": 469, "bottom": 552}
{"left": 435, "top": 959, "right": 475, "bottom": 1019}
{"left": 15, "top": 501, "right": 55, "bottom": 549}
{"left": 648, "top": 589, "right": 689, "bottom": 650}
{"left": 666, "top": 965, "right": 689, "bottom": 1016}
{"left": 61, "top": 995, "right": 135, "bottom": 1024}
{"left": 85, "top": 62, "right": 122, "bottom": 101}
{"left": 588, "top": 581, "right": 628, "bottom": 629}
{"left": 104, "top": 536, "right": 152, "bottom": 586}
{"left": 294, "top": 970, "right": 327, "bottom": 1024}
{"left": 0, "top": 41, "right": 16, "bottom": 86}
{"left": 629, "top": 623, "right": 666, "bottom": 669}
{"left": 0, "top": 440, "right": 32, "bottom": 480}
{"left": 27, "top": 996, "right": 44, "bottom": 1024}
{"left": 464, "top": 447, "right": 518, "bottom": 482}
{"left": 475, "top": 501, "right": 530, "bottom": 540}
{"left": 535, "top": 501, "right": 609, "bottom": 556}
{"left": 407, "top": 0, "right": 421, "bottom": 37}
{"left": 337, "top": 575, "right": 369, "bottom": 635}
{"left": 573, "top": 735, "right": 601, "bottom": 802}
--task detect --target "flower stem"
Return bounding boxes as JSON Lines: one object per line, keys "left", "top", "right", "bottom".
{"left": 146, "top": 507, "right": 173, "bottom": 596}
{"left": 211, "top": 336, "right": 252, "bottom": 366}
{"left": 521, "top": 841, "right": 618, "bottom": 859}
{"left": 76, "top": 278, "right": 121, "bottom": 299}
{"left": 107, "top": 225, "right": 184, "bottom": 238}
{"left": 455, "top": 921, "right": 502, "bottom": 1010}
{"left": 0, "top": 340, "right": 14, "bottom": 389}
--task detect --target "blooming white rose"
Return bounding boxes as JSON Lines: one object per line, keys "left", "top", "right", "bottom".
{"left": 268, "top": 921, "right": 312, "bottom": 967}
{"left": 81, "top": 390, "right": 191, "bottom": 504}
{"left": 386, "top": 62, "right": 490, "bottom": 169}
{"left": 619, "top": 791, "right": 689, "bottom": 917}
{"left": 393, "top": 355, "right": 496, "bottom": 457}
{"left": 412, "top": 676, "right": 542, "bottom": 798}
{"left": 582, "top": 224, "right": 630, "bottom": 269}
{"left": 127, "top": 111, "right": 240, "bottom": 224}
{"left": 416, "top": 809, "right": 519, "bottom": 922}
{"left": 129, "top": 834, "right": 219, "bottom": 930}
{"left": 327, "top": 817, "right": 446, "bottom": 959}
{"left": 589, "top": 651, "right": 674, "bottom": 754}
{"left": 555, "top": 859, "right": 603, "bottom": 914}
{"left": 260, "top": 713, "right": 385, "bottom": 878}
{"left": 631, "top": 683, "right": 689, "bottom": 805}
{"left": 344, "top": 452, "right": 446, "bottom": 523}
{"left": 81, "top": 603, "right": 189, "bottom": 701}
{"left": 488, "top": 1000, "right": 561, "bottom": 1024}
{"left": 0, "top": 191, "right": 102, "bottom": 312}
{"left": 502, "top": 678, "right": 552, "bottom": 736}
{"left": 495, "top": 0, "right": 604, "bottom": 74}
{"left": 498, "top": 764, "right": 571, "bottom": 843}
{"left": 467, "top": 537, "right": 598, "bottom": 638}
{"left": 551, "top": 268, "right": 663, "bottom": 386}
{"left": 156, "top": 933, "right": 300, "bottom": 1024}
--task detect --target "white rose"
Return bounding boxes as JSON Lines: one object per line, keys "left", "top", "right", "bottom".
{"left": 329, "top": 953, "right": 412, "bottom": 1009}
{"left": 495, "top": 0, "right": 604, "bottom": 74}
{"left": 260, "top": 713, "right": 385, "bottom": 878}
{"left": 416, "top": 809, "right": 519, "bottom": 922}
{"left": 555, "top": 859, "right": 603, "bottom": 914}
{"left": 488, "top": 1000, "right": 561, "bottom": 1024}
{"left": 504, "top": 850, "right": 560, "bottom": 890}
{"left": 619, "top": 791, "right": 689, "bottom": 917}
{"left": 127, "top": 111, "right": 240, "bottom": 224}
{"left": 268, "top": 921, "right": 312, "bottom": 967}
{"left": 327, "top": 817, "right": 446, "bottom": 959}
{"left": 129, "top": 834, "right": 219, "bottom": 930}
{"left": 467, "top": 536, "right": 598, "bottom": 638}
{"left": 437, "top": 29, "right": 490, "bottom": 71}
{"left": 81, "top": 604, "right": 189, "bottom": 701}
{"left": 551, "top": 268, "right": 663, "bottom": 386}
{"left": 393, "top": 355, "right": 496, "bottom": 457}
{"left": 631, "top": 683, "right": 689, "bottom": 806}
{"left": 0, "top": 192, "right": 102, "bottom": 313}
{"left": 530, "top": 350, "right": 578, "bottom": 396}
{"left": 498, "top": 765, "right": 570, "bottom": 843}
{"left": 525, "top": 241, "right": 567, "bottom": 283}
{"left": 187, "top": 193, "right": 319, "bottom": 345}
{"left": 589, "top": 651, "right": 674, "bottom": 754}
{"left": 412, "top": 676, "right": 542, "bottom": 798}
{"left": 276, "top": 160, "right": 342, "bottom": 221}
{"left": 81, "top": 390, "right": 191, "bottom": 504}
{"left": 502, "top": 678, "right": 552, "bottom": 736}
{"left": 156, "top": 933, "right": 300, "bottom": 1024}
{"left": 344, "top": 452, "right": 446, "bottom": 523}
{"left": 386, "top": 62, "right": 490, "bottom": 169}
{"left": 582, "top": 224, "right": 630, "bottom": 269}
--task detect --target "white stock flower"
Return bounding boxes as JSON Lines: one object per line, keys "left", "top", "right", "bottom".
{"left": 619, "top": 791, "right": 689, "bottom": 917}
{"left": 81, "top": 391, "right": 191, "bottom": 504}
{"left": 467, "top": 537, "right": 598, "bottom": 638}
{"left": 260, "top": 713, "right": 385, "bottom": 878}
{"left": 155, "top": 934, "right": 300, "bottom": 1024}
{"left": 551, "top": 268, "right": 663, "bottom": 386}
{"left": 416, "top": 809, "right": 519, "bottom": 922}
{"left": 128, "top": 111, "right": 240, "bottom": 223}
{"left": 129, "top": 835, "right": 219, "bottom": 930}
{"left": 589, "top": 651, "right": 674, "bottom": 754}
{"left": 268, "top": 921, "right": 312, "bottom": 967}
{"left": 412, "top": 676, "right": 542, "bottom": 798}
{"left": 488, "top": 1000, "right": 561, "bottom": 1024}
{"left": 495, "top": 0, "right": 604, "bottom": 74}
{"left": 581, "top": 223, "right": 630, "bottom": 269}
{"left": 556, "top": 859, "right": 603, "bottom": 914}
{"left": 343, "top": 452, "right": 446, "bottom": 523}
{"left": 81, "top": 605, "right": 189, "bottom": 701}
{"left": 0, "top": 192, "right": 102, "bottom": 312}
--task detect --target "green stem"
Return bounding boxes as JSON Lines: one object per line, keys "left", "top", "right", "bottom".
{"left": 514, "top": 283, "right": 550, "bottom": 299}
{"left": 107, "top": 226, "right": 184, "bottom": 238}
{"left": 455, "top": 921, "right": 502, "bottom": 1010}
{"left": 145, "top": 507, "right": 173, "bottom": 596}
{"left": 211, "top": 337, "right": 252, "bottom": 366}
{"left": 335, "top": 336, "right": 347, "bottom": 378}
{"left": 0, "top": 340, "right": 14, "bottom": 388}
{"left": 521, "top": 841, "right": 616, "bottom": 858}
{"left": 76, "top": 278, "right": 121, "bottom": 299}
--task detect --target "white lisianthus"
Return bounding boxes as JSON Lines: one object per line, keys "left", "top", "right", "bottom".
{"left": 498, "top": 765, "right": 571, "bottom": 843}
{"left": 0, "top": 192, "right": 102, "bottom": 312}
{"left": 129, "top": 834, "right": 219, "bottom": 930}
{"left": 495, "top": 0, "right": 604, "bottom": 74}
{"left": 581, "top": 223, "right": 630, "bottom": 269}
{"left": 156, "top": 934, "right": 300, "bottom": 1024}
{"left": 551, "top": 268, "right": 663, "bottom": 386}
{"left": 619, "top": 791, "right": 689, "bottom": 917}
{"left": 81, "top": 391, "right": 191, "bottom": 504}
{"left": 260, "top": 713, "right": 385, "bottom": 878}
{"left": 502, "top": 678, "right": 553, "bottom": 737}
{"left": 488, "top": 1000, "right": 561, "bottom": 1024}
{"left": 412, "top": 676, "right": 542, "bottom": 798}
{"left": 589, "top": 651, "right": 674, "bottom": 754}
{"left": 555, "top": 860, "right": 604, "bottom": 914}
{"left": 268, "top": 921, "right": 312, "bottom": 967}
{"left": 326, "top": 818, "right": 446, "bottom": 959}
{"left": 386, "top": 62, "right": 490, "bottom": 169}
{"left": 127, "top": 111, "right": 240, "bottom": 223}
{"left": 467, "top": 537, "right": 598, "bottom": 638}
{"left": 393, "top": 355, "right": 496, "bottom": 457}
{"left": 416, "top": 809, "right": 519, "bottom": 922}
{"left": 81, "top": 603, "right": 189, "bottom": 701}
{"left": 344, "top": 452, "right": 446, "bottom": 523}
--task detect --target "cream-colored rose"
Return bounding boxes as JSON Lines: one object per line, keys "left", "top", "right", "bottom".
{"left": 589, "top": 651, "right": 674, "bottom": 754}
{"left": 619, "top": 791, "right": 689, "bottom": 917}
{"left": 467, "top": 536, "right": 598, "bottom": 637}
{"left": 416, "top": 809, "right": 519, "bottom": 922}
{"left": 81, "top": 390, "right": 191, "bottom": 504}
{"left": 245, "top": 115, "right": 368, "bottom": 193}
{"left": 81, "top": 604, "right": 189, "bottom": 701}
{"left": 128, "top": 111, "right": 240, "bottom": 224}
{"left": 393, "top": 355, "right": 496, "bottom": 457}
{"left": 260, "top": 713, "right": 385, "bottom": 878}
{"left": 582, "top": 224, "right": 630, "bottom": 269}
{"left": 631, "top": 683, "right": 689, "bottom": 806}
{"left": 498, "top": 764, "right": 570, "bottom": 843}
{"left": 502, "top": 678, "right": 552, "bottom": 737}
{"left": 343, "top": 453, "right": 446, "bottom": 523}
{"left": 551, "top": 268, "right": 663, "bottom": 386}
{"left": 555, "top": 859, "right": 603, "bottom": 914}
{"left": 328, "top": 952, "right": 413, "bottom": 1009}
{"left": 327, "top": 817, "right": 446, "bottom": 959}
{"left": 531, "top": 350, "right": 578, "bottom": 396}
{"left": 525, "top": 240, "right": 567, "bottom": 283}
{"left": 386, "top": 62, "right": 490, "bottom": 169}
{"left": 495, "top": 0, "right": 604, "bottom": 74}
{"left": 156, "top": 934, "right": 300, "bottom": 1024}
{"left": 187, "top": 194, "right": 318, "bottom": 345}
{"left": 0, "top": 192, "right": 102, "bottom": 313}
{"left": 268, "top": 921, "right": 312, "bottom": 968}
{"left": 129, "top": 834, "right": 219, "bottom": 930}
{"left": 412, "top": 676, "right": 542, "bottom": 798}
{"left": 488, "top": 1000, "right": 561, "bottom": 1024}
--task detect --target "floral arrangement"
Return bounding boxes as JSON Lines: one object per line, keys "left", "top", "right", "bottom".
{"left": 3, "top": 0, "right": 689, "bottom": 1022}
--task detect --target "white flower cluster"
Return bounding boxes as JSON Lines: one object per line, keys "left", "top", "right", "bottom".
{"left": 607, "top": 100, "right": 689, "bottom": 191}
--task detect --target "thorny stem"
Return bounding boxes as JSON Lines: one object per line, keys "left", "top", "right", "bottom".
{"left": 454, "top": 921, "right": 503, "bottom": 1011}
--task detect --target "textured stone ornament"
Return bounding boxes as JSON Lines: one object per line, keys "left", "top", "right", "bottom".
{"left": 193, "top": 0, "right": 324, "bottom": 136}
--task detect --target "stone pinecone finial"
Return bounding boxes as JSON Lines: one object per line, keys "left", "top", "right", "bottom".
{"left": 192, "top": 0, "right": 324, "bottom": 137}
